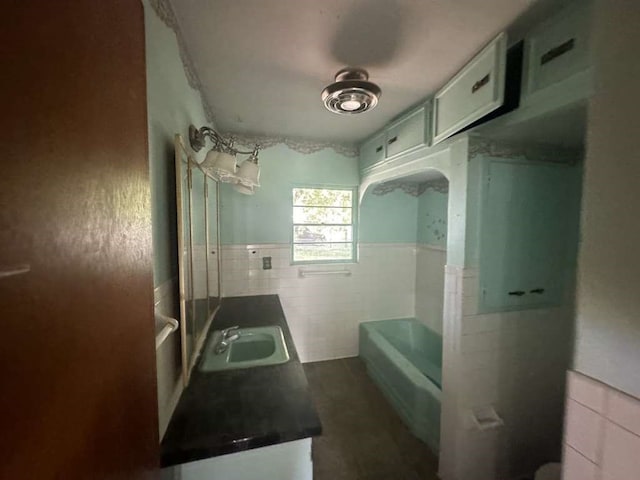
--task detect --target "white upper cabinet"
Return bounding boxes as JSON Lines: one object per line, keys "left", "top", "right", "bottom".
{"left": 521, "top": 0, "right": 593, "bottom": 107}
{"left": 432, "top": 33, "right": 507, "bottom": 145}
{"left": 385, "top": 103, "right": 430, "bottom": 159}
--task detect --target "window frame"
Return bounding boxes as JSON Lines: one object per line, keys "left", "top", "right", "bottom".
{"left": 290, "top": 185, "right": 358, "bottom": 265}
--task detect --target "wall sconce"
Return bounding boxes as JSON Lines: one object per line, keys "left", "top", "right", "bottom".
{"left": 189, "top": 125, "right": 261, "bottom": 194}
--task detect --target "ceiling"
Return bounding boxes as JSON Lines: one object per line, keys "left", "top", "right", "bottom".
{"left": 171, "top": 0, "right": 562, "bottom": 144}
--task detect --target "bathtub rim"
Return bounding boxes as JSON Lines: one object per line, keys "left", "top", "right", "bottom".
{"left": 360, "top": 319, "right": 442, "bottom": 401}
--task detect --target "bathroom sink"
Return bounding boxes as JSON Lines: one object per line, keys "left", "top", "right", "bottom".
{"left": 200, "top": 326, "right": 290, "bottom": 372}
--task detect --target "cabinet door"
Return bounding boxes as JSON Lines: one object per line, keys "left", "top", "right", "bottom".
{"left": 386, "top": 104, "right": 429, "bottom": 158}
{"left": 522, "top": 1, "right": 592, "bottom": 104}
{"left": 433, "top": 33, "right": 507, "bottom": 145}
{"left": 479, "top": 160, "right": 580, "bottom": 312}
{"left": 359, "top": 132, "right": 386, "bottom": 174}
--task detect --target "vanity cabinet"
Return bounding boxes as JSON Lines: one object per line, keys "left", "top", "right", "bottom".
{"left": 385, "top": 103, "right": 430, "bottom": 158}
{"left": 359, "top": 132, "right": 386, "bottom": 174}
{"left": 175, "top": 438, "right": 312, "bottom": 480}
{"left": 478, "top": 159, "right": 581, "bottom": 312}
{"left": 433, "top": 33, "right": 507, "bottom": 145}
{"left": 521, "top": 0, "right": 593, "bottom": 107}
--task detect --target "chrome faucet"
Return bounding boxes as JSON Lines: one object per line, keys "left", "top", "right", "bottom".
{"left": 214, "top": 325, "right": 240, "bottom": 354}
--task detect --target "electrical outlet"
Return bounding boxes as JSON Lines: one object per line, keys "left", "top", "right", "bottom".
{"left": 262, "top": 256, "right": 272, "bottom": 270}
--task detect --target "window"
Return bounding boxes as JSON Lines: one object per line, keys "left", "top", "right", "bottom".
{"left": 292, "top": 187, "right": 357, "bottom": 263}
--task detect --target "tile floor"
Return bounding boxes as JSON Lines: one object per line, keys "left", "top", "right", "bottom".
{"left": 304, "top": 357, "right": 439, "bottom": 480}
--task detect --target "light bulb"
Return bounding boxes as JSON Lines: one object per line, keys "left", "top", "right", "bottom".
{"left": 341, "top": 99, "right": 362, "bottom": 111}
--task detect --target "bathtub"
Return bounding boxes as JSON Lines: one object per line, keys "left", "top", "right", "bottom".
{"left": 359, "top": 318, "right": 442, "bottom": 453}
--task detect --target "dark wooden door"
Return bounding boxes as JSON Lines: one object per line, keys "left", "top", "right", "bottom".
{"left": 0, "top": 1, "right": 159, "bottom": 478}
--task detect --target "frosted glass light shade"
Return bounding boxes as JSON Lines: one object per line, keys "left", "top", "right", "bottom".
{"left": 216, "top": 152, "right": 239, "bottom": 183}
{"left": 233, "top": 183, "right": 255, "bottom": 195}
{"left": 235, "top": 160, "right": 260, "bottom": 187}
{"left": 199, "top": 149, "right": 237, "bottom": 182}
{"left": 199, "top": 149, "right": 219, "bottom": 170}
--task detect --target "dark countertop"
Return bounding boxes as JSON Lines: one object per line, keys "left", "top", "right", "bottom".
{"left": 160, "top": 295, "right": 322, "bottom": 467}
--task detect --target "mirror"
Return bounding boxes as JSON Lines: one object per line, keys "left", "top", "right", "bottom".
{"left": 207, "top": 175, "right": 220, "bottom": 315}
{"left": 191, "top": 164, "right": 208, "bottom": 352}
{"left": 175, "top": 135, "right": 220, "bottom": 384}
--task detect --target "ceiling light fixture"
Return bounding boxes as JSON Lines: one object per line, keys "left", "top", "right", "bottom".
{"left": 321, "top": 68, "right": 381, "bottom": 115}
{"left": 189, "top": 125, "right": 261, "bottom": 194}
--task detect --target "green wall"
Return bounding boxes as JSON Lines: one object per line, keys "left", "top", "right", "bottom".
{"left": 359, "top": 190, "right": 418, "bottom": 243}
{"left": 220, "top": 144, "right": 357, "bottom": 244}
{"left": 220, "top": 144, "right": 420, "bottom": 245}
{"left": 144, "top": 2, "right": 209, "bottom": 286}
{"left": 417, "top": 189, "right": 448, "bottom": 247}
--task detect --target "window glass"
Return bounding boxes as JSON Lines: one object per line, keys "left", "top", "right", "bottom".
{"left": 292, "top": 187, "right": 356, "bottom": 263}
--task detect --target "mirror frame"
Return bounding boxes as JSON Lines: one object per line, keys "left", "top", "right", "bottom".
{"left": 174, "top": 135, "right": 221, "bottom": 385}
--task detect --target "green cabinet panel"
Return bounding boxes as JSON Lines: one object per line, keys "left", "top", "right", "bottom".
{"left": 433, "top": 33, "right": 507, "bottom": 145}
{"left": 479, "top": 160, "right": 580, "bottom": 312}
{"left": 521, "top": 0, "right": 593, "bottom": 107}
{"left": 386, "top": 103, "right": 430, "bottom": 158}
{"left": 359, "top": 132, "right": 386, "bottom": 174}
{"left": 359, "top": 103, "right": 431, "bottom": 176}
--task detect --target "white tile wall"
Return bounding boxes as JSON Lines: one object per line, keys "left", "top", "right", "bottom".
{"left": 220, "top": 243, "right": 417, "bottom": 362}
{"left": 564, "top": 371, "right": 640, "bottom": 480}
{"left": 439, "top": 267, "right": 574, "bottom": 480}
{"left": 606, "top": 390, "right": 640, "bottom": 437}
{"left": 565, "top": 398, "right": 604, "bottom": 462}
{"left": 601, "top": 422, "right": 640, "bottom": 480}
{"left": 415, "top": 244, "right": 446, "bottom": 335}
{"left": 437, "top": 266, "right": 464, "bottom": 480}
{"left": 563, "top": 445, "right": 598, "bottom": 480}
{"left": 568, "top": 370, "right": 607, "bottom": 413}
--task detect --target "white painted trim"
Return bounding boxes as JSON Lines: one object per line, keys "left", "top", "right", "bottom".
{"left": 417, "top": 243, "right": 447, "bottom": 252}
{"left": 221, "top": 242, "right": 420, "bottom": 249}
{"left": 221, "top": 243, "right": 288, "bottom": 250}
{"left": 359, "top": 242, "right": 418, "bottom": 248}
{"left": 359, "top": 137, "right": 459, "bottom": 204}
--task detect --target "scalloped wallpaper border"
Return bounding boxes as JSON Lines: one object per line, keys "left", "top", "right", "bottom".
{"left": 148, "top": 0, "right": 216, "bottom": 124}
{"left": 229, "top": 133, "right": 359, "bottom": 158}
{"left": 371, "top": 179, "right": 449, "bottom": 197}
{"left": 148, "top": 0, "right": 358, "bottom": 158}
{"left": 469, "top": 137, "right": 583, "bottom": 163}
